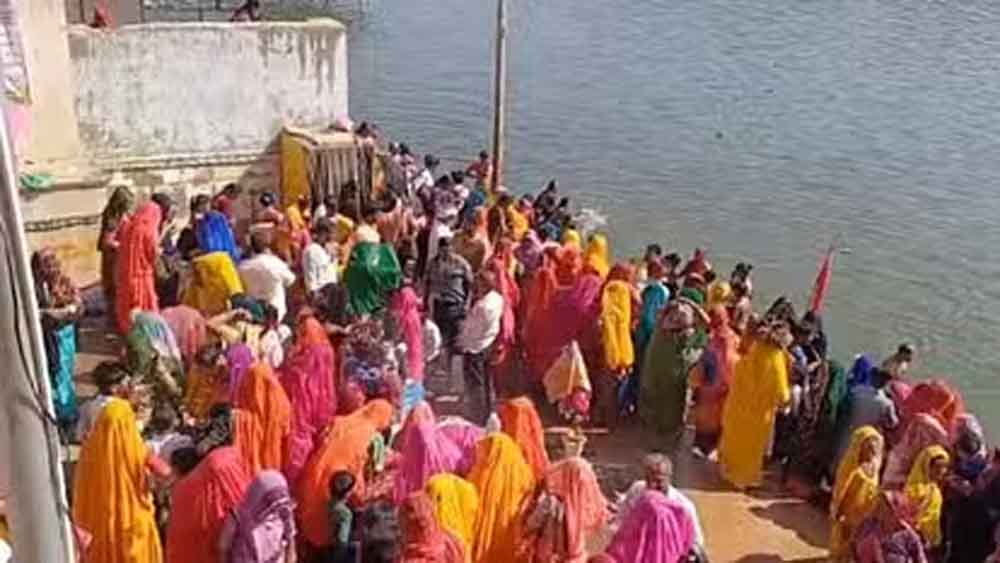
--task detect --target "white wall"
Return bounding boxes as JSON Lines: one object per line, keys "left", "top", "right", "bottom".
{"left": 67, "top": 19, "right": 348, "bottom": 159}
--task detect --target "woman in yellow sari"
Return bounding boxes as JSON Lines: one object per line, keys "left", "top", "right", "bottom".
{"left": 905, "top": 445, "right": 950, "bottom": 548}
{"left": 600, "top": 278, "right": 635, "bottom": 376}
{"left": 829, "top": 426, "right": 884, "bottom": 561}
{"left": 425, "top": 473, "right": 480, "bottom": 562}
{"left": 561, "top": 227, "right": 581, "bottom": 249}
{"left": 72, "top": 398, "right": 162, "bottom": 563}
{"left": 468, "top": 433, "right": 537, "bottom": 563}
{"left": 506, "top": 202, "right": 530, "bottom": 242}
{"left": 582, "top": 234, "right": 610, "bottom": 278}
{"left": 183, "top": 251, "right": 244, "bottom": 316}
{"left": 717, "top": 327, "right": 791, "bottom": 489}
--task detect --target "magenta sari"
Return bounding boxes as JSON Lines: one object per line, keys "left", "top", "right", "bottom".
{"left": 436, "top": 417, "right": 485, "bottom": 476}
{"left": 393, "top": 421, "right": 463, "bottom": 502}
{"left": 530, "top": 272, "right": 604, "bottom": 380}
{"left": 227, "top": 344, "right": 256, "bottom": 402}
{"left": 279, "top": 343, "right": 337, "bottom": 484}
{"left": 604, "top": 491, "right": 695, "bottom": 563}
{"left": 391, "top": 286, "right": 425, "bottom": 381}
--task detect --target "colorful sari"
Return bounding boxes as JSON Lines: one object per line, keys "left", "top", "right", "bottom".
{"left": 604, "top": 491, "right": 695, "bottom": 563}
{"left": 184, "top": 252, "right": 245, "bottom": 316}
{"left": 126, "top": 311, "right": 185, "bottom": 408}
{"left": 487, "top": 239, "right": 521, "bottom": 367}
{"left": 883, "top": 414, "right": 947, "bottom": 489}
{"left": 226, "top": 344, "right": 256, "bottom": 401}
{"left": 32, "top": 248, "right": 81, "bottom": 427}
{"left": 717, "top": 339, "right": 791, "bottom": 489}
{"left": 689, "top": 306, "right": 740, "bottom": 453}
{"left": 296, "top": 400, "right": 394, "bottom": 547}
{"left": 900, "top": 381, "right": 964, "bottom": 436}
{"left": 853, "top": 492, "right": 927, "bottom": 563}
{"left": 391, "top": 286, "right": 425, "bottom": 381}
{"left": 343, "top": 242, "right": 403, "bottom": 316}
{"left": 600, "top": 280, "right": 634, "bottom": 375}
{"left": 394, "top": 401, "right": 436, "bottom": 456}
{"left": 99, "top": 186, "right": 134, "bottom": 315}
{"left": 639, "top": 325, "right": 698, "bottom": 439}
{"left": 234, "top": 363, "right": 292, "bottom": 472}
{"left": 520, "top": 457, "right": 609, "bottom": 563}
{"left": 168, "top": 446, "right": 253, "bottom": 563}
{"left": 218, "top": 470, "right": 296, "bottom": 563}
{"left": 436, "top": 417, "right": 486, "bottom": 476}
{"left": 582, "top": 234, "right": 610, "bottom": 278}
{"left": 393, "top": 420, "right": 463, "bottom": 501}
{"left": 72, "top": 399, "right": 162, "bottom": 563}
{"left": 498, "top": 397, "right": 550, "bottom": 480}
{"left": 196, "top": 210, "right": 242, "bottom": 264}
{"left": 905, "top": 446, "right": 949, "bottom": 547}
{"left": 400, "top": 492, "right": 466, "bottom": 563}
{"left": 467, "top": 433, "right": 537, "bottom": 563}
{"left": 523, "top": 254, "right": 559, "bottom": 380}
{"left": 279, "top": 342, "right": 337, "bottom": 484}
{"left": 829, "top": 426, "right": 884, "bottom": 560}
{"left": 425, "top": 473, "right": 480, "bottom": 560}
{"left": 161, "top": 305, "right": 208, "bottom": 368}
{"left": 116, "top": 202, "right": 162, "bottom": 333}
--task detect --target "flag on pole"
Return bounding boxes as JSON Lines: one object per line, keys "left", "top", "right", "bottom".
{"left": 809, "top": 244, "right": 836, "bottom": 314}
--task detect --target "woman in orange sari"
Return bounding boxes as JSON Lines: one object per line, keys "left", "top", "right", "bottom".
{"left": 296, "top": 400, "right": 394, "bottom": 547}
{"left": 116, "top": 202, "right": 164, "bottom": 333}
{"left": 168, "top": 446, "right": 252, "bottom": 563}
{"left": 523, "top": 248, "right": 559, "bottom": 381}
{"left": 689, "top": 306, "right": 741, "bottom": 456}
{"left": 468, "top": 433, "right": 537, "bottom": 563}
{"left": 498, "top": 397, "right": 550, "bottom": 480}
{"left": 73, "top": 398, "right": 162, "bottom": 563}
{"left": 234, "top": 362, "right": 292, "bottom": 471}
{"left": 400, "top": 491, "right": 466, "bottom": 563}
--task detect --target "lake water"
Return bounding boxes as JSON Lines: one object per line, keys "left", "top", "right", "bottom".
{"left": 346, "top": 0, "right": 1000, "bottom": 431}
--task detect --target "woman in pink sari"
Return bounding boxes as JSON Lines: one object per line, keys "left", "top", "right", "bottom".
{"left": 218, "top": 470, "right": 297, "bottom": 563}
{"left": 882, "top": 413, "right": 948, "bottom": 489}
{"left": 391, "top": 284, "right": 425, "bottom": 381}
{"left": 603, "top": 491, "right": 695, "bottom": 563}
{"left": 395, "top": 401, "right": 436, "bottom": 453}
{"left": 116, "top": 202, "right": 163, "bottom": 333}
{"left": 161, "top": 305, "right": 207, "bottom": 369}
{"left": 436, "top": 417, "right": 485, "bottom": 476}
{"left": 279, "top": 341, "right": 337, "bottom": 484}
{"left": 394, "top": 420, "right": 463, "bottom": 502}
{"left": 486, "top": 238, "right": 521, "bottom": 372}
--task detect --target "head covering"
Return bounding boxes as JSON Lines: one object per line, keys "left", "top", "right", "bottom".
{"left": 394, "top": 421, "right": 463, "bottom": 502}
{"left": 883, "top": 413, "right": 948, "bottom": 488}
{"left": 497, "top": 397, "right": 550, "bottom": 480}
{"left": 425, "top": 474, "right": 480, "bottom": 558}
{"left": 703, "top": 306, "right": 738, "bottom": 386}
{"left": 31, "top": 248, "right": 78, "bottom": 307}
{"left": 223, "top": 470, "right": 296, "bottom": 563}
{"left": 126, "top": 311, "right": 184, "bottom": 380}
{"left": 72, "top": 399, "right": 162, "bottom": 563}
{"left": 540, "top": 457, "right": 610, "bottom": 563}
{"left": 515, "top": 230, "right": 544, "bottom": 271}
{"left": 296, "top": 399, "right": 394, "bottom": 547}
{"left": 279, "top": 342, "right": 337, "bottom": 484}
{"left": 706, "top": 280, "right": 732, "bottom": 309}
{"left": 561, "top": 228, "right": 582, "bottom": 249}
{"left": 196, "top": 210, "right": 241, "bottom": 263}
{"left": 554, "top": 245, "right": 583, "bottom": 286}
{"left": 343, "top": 242, "right": 403, "bottom": 316}
{"left": 392, "top": 286, "right": 425, "bottom": 381}
{"left": 115, "top": 201, "right": 163, "bottom": 332}
{"left": 905, "top": 445, "right": 950, "bottom": 547}
{"left": 395, "top": 401, "right": 436, "bottom": 454}
{"left": 436, "top": 417, "right": 486, "bottom": 476}
{"left": 230, "top": 295, "right": 266, "bottom": 324}
{"left": 952, "top": 414, "right": 988, "bottom": 481}
{"left": 400, "top": 491, "right": 466, "bottom": 563}
{"left": 295, "top": 314, "right": 330, "bottom": 347}
{"left": 467, "top": 433, "right": 537, "bottom": 563}
{"left": 600, "top": 280, "right": 635, "bottom": 375}
{"left": 848, "top": 354, "right": 877, "bottom": 388}
{"left": 604, "top": 491, "right": 695, "bottom": 563}
{"left": 168, "top": 446, "right": 253, "bottom": 563}
{"left": 582, "top": 234, "right": 610, "bottom": 278}
{"left": 832, "top": 426, "right": 884, "bottom": 516}
{"left": 226, "top": 344, "right": 256, "bottom": 402}
{"left": 98, "top": 186, "right": 135, "bottom": 249}
{"left": 234, "top": 363, "right": 292, "bottom": 471}
{"left": 184, "top": 251, "right": 245, "bottom": 316}
{"left": 161, "top": 305, "right": 208, "bottom": 367}
{"left": 901, "top": 380, "right": 964, "bottom": 432}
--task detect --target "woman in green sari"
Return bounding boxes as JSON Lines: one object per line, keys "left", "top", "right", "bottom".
{"left": 639, "top": 297, "right": 708, "bottom": 442}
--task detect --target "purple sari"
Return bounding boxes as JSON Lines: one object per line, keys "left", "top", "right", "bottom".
{"left": 226, "top": 344, "right": 256, "bottom": 401}
{"left": 220, "top": 470, "right": 296, "bottom": 563}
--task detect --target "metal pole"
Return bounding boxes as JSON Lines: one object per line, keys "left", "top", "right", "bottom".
{"left": 488, "top": 0, "right": 507, "bottom": 196}
{"left": 0, "top": 109, "right": 76, "bottom": 560}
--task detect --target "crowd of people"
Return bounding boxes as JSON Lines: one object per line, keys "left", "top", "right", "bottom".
{"left": 22, "top": 127, "right": 1000, "bottom": 563}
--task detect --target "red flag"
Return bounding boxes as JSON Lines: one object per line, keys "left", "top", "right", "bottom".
{"left": 809, "top": 245, "right": 836, "bottom": 314}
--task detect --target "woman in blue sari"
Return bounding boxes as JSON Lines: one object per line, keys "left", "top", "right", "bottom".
{"left": 32, "top": 249, "right": 83, "bottom": 436}
{"left": 196, "top": 209, "right": 241, "bottom": 263}
{"left": 620, "top": 260, "right": 670, "bottom": 415}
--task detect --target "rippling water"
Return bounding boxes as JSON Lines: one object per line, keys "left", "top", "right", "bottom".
{"left": 347, "top": 0, "right": 1000, "bottom": 431}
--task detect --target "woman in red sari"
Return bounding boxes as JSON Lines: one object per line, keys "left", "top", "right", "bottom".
{"left": 168, "top": 446, "right": 252, "bottom": 563}
{"left": 400, "top": 491, "right": 465, "bottom": 563}
{"left": 486, "top": 238, "right": 521, "bottom": 387}
{"left": 523, "top": 249, "right": 559, "bottom": 381}
{"left": 115, "top": 202, "right": 163, "bottom": 333}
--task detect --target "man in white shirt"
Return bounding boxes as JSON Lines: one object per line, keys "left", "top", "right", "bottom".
{"left": 302, "top": 218, "right": 339, "bottom": 298}
{"left": 238, "top": 232, "right": 296, "bottom": 322}
{"left": 617, "top": 453, "right": 705, "bottom": 550}
{"left": 457, "top": 271, "right": 504, "bottom": 424}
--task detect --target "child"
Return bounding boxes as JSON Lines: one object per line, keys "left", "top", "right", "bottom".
{"left": 328, "top": 470, "right": 358, "bottom": 563}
